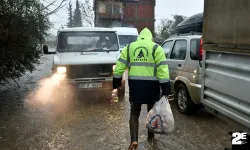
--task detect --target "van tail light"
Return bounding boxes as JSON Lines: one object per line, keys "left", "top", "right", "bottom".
{"left": 199, "top": 38, "right": 203, "bottom": 60}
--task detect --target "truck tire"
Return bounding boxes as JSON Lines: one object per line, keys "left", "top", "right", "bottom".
{"left": 175, "top": 84, "right": 198, "bottom": 114}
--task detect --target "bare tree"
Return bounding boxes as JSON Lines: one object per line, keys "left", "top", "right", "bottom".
{"left": 81, "top": 0, "right": 94, "bottom": 27}
{"left": 41, "top": 0, "right": 67, "bottom": 16}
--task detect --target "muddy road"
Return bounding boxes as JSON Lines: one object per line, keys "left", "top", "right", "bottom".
{"left": 0, "top": 55, "right": 240, "bottom": 150}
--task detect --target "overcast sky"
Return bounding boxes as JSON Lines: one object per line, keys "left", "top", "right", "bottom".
{"left": 47, "top": 0, "right": 204, "bottom": 35}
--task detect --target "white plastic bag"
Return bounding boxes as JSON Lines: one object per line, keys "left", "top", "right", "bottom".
{"left": 146, "top": 96, "right": 175, "bottom": 134}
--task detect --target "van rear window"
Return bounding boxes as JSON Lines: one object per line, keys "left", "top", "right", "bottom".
{"left": 118, "top": 35, "right": 137, "bottom": 47}
{"left": 190, "top": 39, "right": 201, "bottom": 60}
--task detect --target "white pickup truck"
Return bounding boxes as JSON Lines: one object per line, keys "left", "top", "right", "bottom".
{"left": 43, "top": 27, "right": 125, "bottom": 100}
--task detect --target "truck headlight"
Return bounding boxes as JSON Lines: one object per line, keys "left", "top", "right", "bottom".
{"left": 57, "top": 67, "right": 66, "bottom": 74}
{"left": 113, "top": 65, "right": 116, "bottom": 71}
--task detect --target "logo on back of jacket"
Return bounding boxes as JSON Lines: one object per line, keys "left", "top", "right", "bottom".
{"left": 133, "top": 46, "right": 149, "bottom": 61}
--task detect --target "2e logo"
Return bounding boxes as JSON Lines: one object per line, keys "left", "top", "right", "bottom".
{"left": 232, "top": 132, "right": 247, "bottom": 145}
{"left": 230, "top": 132, "right": 250, "bottom": 150}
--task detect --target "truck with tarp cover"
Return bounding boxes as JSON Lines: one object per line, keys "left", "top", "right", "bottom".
{"left": 201, "top": 0, "right": 250, "bottom": 131}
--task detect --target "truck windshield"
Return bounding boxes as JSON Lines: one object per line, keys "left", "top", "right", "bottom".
{"left": 57, "top": 32, "right": 119, "bottom": 52}
{"left": 118, "top": 35, "right": 137, "bottom": 48}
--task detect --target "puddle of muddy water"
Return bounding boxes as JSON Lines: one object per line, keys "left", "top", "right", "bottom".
{"left": 0, "top": 56, "right": 243, "bottom": 150}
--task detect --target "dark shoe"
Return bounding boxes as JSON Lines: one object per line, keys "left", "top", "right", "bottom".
{"left": 128, "top": 141, "right": 138, "bottom": 150}
{"left": 147, "top": 138, "right": 155, "bottom": 145}
{"left": 148, "top": 131, "right": 155, "bottom": 140}
{"left": 148, "top": 135, "right": 154, "bottom": 140}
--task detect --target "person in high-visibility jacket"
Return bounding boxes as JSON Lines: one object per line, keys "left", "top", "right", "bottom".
{"left": 113, "top": 27, "right": 171, "bottom": 150}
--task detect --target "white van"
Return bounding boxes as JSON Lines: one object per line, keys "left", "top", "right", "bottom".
{"left": 43, "top": 27, "right": 126, "bottom": 100}
{"left": 113, "top": 27, "right": 138, "bottom": 51}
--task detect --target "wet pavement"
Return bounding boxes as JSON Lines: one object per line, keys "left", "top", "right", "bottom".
{"left": 0, "top": 55, "right": 241, "bottom": 150}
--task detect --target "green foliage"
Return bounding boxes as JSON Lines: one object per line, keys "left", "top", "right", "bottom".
{"left": 67, "top": 1, "right": 74, "bottom": 28}
{"left": 0, "top": 0, "right": 51, "bottom": 84}
{"left": 73, "top": 0, "right": 82, "bottom": 27}
{"left": 170, "top": 15, "right": 187, "bottom": 35}
{"left": 156, "top": 14, "right": 187, "bottom": 42}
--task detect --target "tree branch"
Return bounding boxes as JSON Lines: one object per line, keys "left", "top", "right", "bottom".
{"left": 81, "top": 0, "right": 94, "bottom": 27}
{"left": 42, "top": 0, "right": 67, "bottom": 16}
{"left": 25, "top": 73, "right": 32, "bottom": 80}
{"left": 42, "top": 0, "right": 57, "bottom": 11}
{"left": 12, "top": 78, "right": 20, "bottom": 89}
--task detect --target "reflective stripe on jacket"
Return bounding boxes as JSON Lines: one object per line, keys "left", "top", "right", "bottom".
{"left": 114, "top": 28, "right": 169, "bottom": 83}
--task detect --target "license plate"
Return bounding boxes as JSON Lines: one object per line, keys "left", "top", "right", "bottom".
{"left": 78, "top": 83, "right": 102, "bottom": 88}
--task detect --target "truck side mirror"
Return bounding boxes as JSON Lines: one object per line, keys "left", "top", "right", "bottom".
{"left": 43, "top": 45, "right": 49, "bottom": 54}
{"left": 43, "top": 45, "right": 56, "bottom": 54}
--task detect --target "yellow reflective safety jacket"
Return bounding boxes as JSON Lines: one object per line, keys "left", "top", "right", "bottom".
{"left": 113, "top": 28, "right": 170, "bottom": 104}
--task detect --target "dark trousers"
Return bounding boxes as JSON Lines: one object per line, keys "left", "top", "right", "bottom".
{"left": 129, "top": 103, "right": 154, "bottom": 143}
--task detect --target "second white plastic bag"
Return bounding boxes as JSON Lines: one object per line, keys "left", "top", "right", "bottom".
{"left": 146, "top": 96, "right": 175, "bottom": 134}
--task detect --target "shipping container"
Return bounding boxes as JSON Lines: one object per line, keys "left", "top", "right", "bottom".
{"left": 94, "top": 0, "right": 156, "bottom": 35}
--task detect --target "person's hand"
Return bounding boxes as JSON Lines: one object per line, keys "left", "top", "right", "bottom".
{"left": 164, "top": 95, "right": 169, "bottom": 101}
{"left": 161, "top": 88, "right": 168, "bottom": 97}
{"left": 113, "top": 77, "right": 122, "bottom": 89}
{"left": 160, "top": 81, "right": 171, "bottom": 97}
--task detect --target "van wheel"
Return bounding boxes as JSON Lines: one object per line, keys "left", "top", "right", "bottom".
{"left": 175, "top": 84, "right": 198, "bottom": 114}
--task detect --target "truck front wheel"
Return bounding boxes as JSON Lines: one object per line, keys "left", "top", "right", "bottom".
{"left": 175, "top": 84, "right": 198, "bottom": 114}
